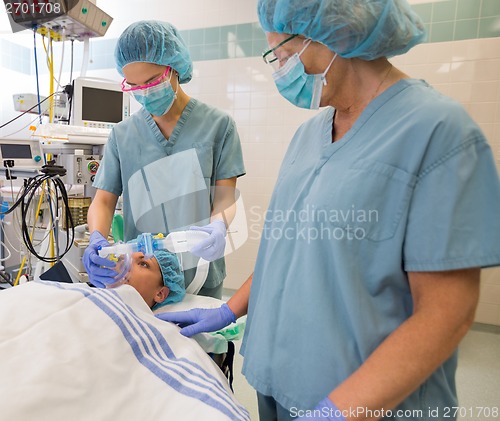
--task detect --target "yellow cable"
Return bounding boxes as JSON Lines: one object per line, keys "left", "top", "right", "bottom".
{"left": 49, "top": 37, "right": 54, "bottom": 123}
{"left": 13, "top": 256, "right": 27, "bottom": 286}
{"left": 13, "top": 180, "right": 47, "bottom": 286}
{"left": 48, "top": 180, "right": 55, "bottom": 266}
{"left": 42, "top": 156, "right": 56, "bottom": 265}
{"left": 41, "top": 35, "right": 52, "bottom": 67}
{"left": 13, "top": 34, "right": 62, "bottom": 284}
{"left": 13, "top": 35, "right": 60, "bottom": 285}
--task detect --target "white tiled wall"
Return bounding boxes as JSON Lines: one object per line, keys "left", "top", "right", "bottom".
{"left": 477, "top": 267, "right": 500, "bottom": 325}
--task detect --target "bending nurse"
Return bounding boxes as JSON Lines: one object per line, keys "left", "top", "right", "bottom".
{"left": 83, "top": 21, "right": 245, "bottom": 298}
{"left": 158, "top": 0, "right": 500, "bottom": 420}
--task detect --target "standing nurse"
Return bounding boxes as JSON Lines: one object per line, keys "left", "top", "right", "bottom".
{"left": 159, "top": 0, "right": 500, "bottom": 420}
{"left": 83, "top": 21, "right": 245, "bottom": 298}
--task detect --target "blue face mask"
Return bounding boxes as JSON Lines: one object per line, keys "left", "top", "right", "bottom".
{"left": 133, "top": 73, "right": 177, "bottom": 116}
{"left": 272, "top": 41, "right": 337, "bottom": 110}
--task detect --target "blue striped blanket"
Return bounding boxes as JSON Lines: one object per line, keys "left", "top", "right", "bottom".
{"left": 0, "top": 281, "right": 249, "bottom": 421}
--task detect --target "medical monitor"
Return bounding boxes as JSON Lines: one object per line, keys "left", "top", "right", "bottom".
{"left": 0, "top": 139, "right": 43, "bottom": 177}
{"left": 0, "top": 139, "right": 42, "bottom": 168}
{"left": 72, "top": 78, "right": 130, "bottom": 129}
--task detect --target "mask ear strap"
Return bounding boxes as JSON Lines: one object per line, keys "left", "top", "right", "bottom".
{"left": 166, "top": 66, "right": 173, "bottom": 80}
{"left": 298, "top": 38, "right": 312, "bottom": 57}
{"left": 170, "top": 70, "right": 180, "bottom": 98}
{"left": 322, "top": 53, "right": 338, "bottom": 86}
{"left": 174, "top": 73, "right": 180, "bottom": 97}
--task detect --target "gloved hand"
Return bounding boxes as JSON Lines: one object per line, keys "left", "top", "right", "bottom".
{"left": 296, "top": 398, "right": 347, "bottom": 421}
{"left": 82, "top": 231, "right": 117, "bottom": 288}
{"left": 156, "top": 303, "right": 236, "bottom": 337}
{"left": 189, "top": 219, "right": 226, "bottom": 261}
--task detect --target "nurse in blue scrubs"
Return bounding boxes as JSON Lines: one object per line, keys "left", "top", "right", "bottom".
{"left": 158, "top": 1, "right": 500, "bottom": 419}
{"left": 83, "top": 21, "right": 245, "bottom": 298}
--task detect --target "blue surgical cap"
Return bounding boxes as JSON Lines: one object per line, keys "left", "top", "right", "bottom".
{"left": 152, "top": 250, "right": 185, "bottom": 310}
{"left": 257, "top": 0, "right": 426, "bottom": 60}
{"left": 114, "top": 20, "right": 193, "bottom": 84}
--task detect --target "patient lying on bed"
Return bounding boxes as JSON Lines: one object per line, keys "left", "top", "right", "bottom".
{"left": 0, "top": 251, "right": 249, "bottom": 421}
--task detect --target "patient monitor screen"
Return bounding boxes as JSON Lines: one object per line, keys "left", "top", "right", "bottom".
{"left": 1, "top": 143, "right": 32, "bottom": 159}
{"left": 82, "top": 87, "right": 123, "bottom": 123}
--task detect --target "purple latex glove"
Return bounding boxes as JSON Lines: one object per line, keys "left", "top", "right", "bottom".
{"left": 295, "top": 398, "right": 347, "bottom": 421}
{"left": 189, "top": 220, "right": 226, "bottom": 261}
{"left": 82, "top": 231, "right": 116, "bottom": 288}
{"left": 156, "top": 303, "right": 236, "bottom": 337}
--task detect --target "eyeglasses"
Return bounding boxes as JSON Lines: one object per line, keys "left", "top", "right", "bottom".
{"left": 262, "top": 34, "right": 298, "bottom": 70}
{"left": 121, "top": 67, "right": 170, "bottom": 92}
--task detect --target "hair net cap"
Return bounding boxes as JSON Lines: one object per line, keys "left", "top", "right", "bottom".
{"left": 153, "top": 250, "right": 185, "bottom": 310}
{"left": 258, "top": 0, "right": 426, "bottom": 60}
{"left": 115, "top": 20, "right": 193, "bottom": 84}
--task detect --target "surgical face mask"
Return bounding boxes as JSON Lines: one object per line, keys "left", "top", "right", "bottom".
{"left": 132, "top": 71, "right": 178, "bottom": 116}
{"left": 272, "top": 40, "right": 337, "bottom": 110}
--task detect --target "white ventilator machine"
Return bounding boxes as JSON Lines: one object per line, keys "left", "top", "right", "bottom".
{"left": 0, "top": 1, "right": 119, "bottom": 286}
{"left": 0, "top": 79, "right": 129, "bottom": 284}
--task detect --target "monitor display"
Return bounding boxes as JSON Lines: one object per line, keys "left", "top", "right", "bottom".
{"left": 72, "top": 78, "right": 130, "bottom": 129}
{"left": 1, "top": 143, "right": 32, "bottom": 159}
{"left": 81, "top": 87, "right": 124, "bottom": 124}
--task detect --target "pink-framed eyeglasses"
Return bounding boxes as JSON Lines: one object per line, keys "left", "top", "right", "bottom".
{"left": 121, "top": 66, "right": 171, "bottom": 92}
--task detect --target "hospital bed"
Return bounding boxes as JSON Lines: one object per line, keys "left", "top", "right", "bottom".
{"left": 40, "top": 250, "right": 246, "bottom": 388}
{"left": 0, "top": 280, "right": 249, "bottom": 421}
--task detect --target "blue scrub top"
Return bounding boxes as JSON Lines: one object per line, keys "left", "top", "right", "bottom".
{"left": 241, "top": 79, "right": 500, "bottom": 413}
{"left": 93, "top": 98, "right": 246, "bottom": 289}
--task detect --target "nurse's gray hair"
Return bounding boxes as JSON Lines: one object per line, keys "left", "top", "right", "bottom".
{"left": 257, "top": 0, "right": 426, "bottom": 60}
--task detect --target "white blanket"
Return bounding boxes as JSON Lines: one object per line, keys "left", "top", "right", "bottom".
{"left": 0, "top": 281, "right": 249, "bottom": 421}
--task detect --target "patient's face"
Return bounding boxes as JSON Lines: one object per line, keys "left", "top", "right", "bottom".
{"left": 125, "top": 252, "right": 169, "bottom": 308}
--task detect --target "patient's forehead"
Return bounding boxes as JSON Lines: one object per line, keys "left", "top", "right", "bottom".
{"left": 131, "top": 252, "right": 159, "bottom": 266}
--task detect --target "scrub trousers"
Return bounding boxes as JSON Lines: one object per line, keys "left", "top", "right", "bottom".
{"left": 198, "top": 281, "right": 223, "bottom": 299}
{"left": 257, "top": 393, "right": 297, "bottom": 421}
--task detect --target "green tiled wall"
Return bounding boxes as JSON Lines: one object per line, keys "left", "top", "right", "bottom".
{"left": 177, "top": 0, "right": 500, "bottom": 61}
{"left": 180, "top": 23, "right": 268, "bottom": 62}
{"left": 413, "top": 0, "right": 500, "bottom": 42}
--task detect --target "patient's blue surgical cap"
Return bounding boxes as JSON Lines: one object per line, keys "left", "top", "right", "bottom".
{"left": 115, "top": 20, "right": 193, "bottom": 83}
{"left": 257, "top": 0, "right": 426, "bottom": 60}
{"left": 153, "top": 250, "right": 185, "bottom": 309}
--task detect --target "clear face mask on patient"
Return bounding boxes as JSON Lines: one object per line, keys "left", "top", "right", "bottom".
{"left": 105, "top": 253, "right": 132, "bottom": 288}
